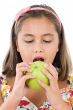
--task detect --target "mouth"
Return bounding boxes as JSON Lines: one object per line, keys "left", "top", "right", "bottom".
{"left": 33, "top": 57, "right": 45, "bottom": 62}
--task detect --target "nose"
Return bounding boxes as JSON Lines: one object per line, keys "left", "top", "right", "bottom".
{"left": 34, "top": 43, "right": 43, "bottom": 53}
{"left": 35, "top": 50, "right": 43, "bottom": 53}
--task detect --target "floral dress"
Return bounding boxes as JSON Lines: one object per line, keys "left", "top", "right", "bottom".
{"left": 0, "top": 73, "right": 73, "bottom": 110}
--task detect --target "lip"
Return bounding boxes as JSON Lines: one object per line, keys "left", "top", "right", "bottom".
{"left": 33, "top": 56, "right": 45, "bottom": 62}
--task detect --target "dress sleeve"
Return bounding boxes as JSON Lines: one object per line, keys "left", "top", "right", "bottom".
{"left": 0, "top": 76, "right": 3, "bottom": 92}
{"left": 60, "top": 74, "right": 73, "bottom": 110}
{"left": 0, "top": 74, "right": 7, "bottom": 92}
{"left": 67, "top": 74, "right": 73, "bottom": 108}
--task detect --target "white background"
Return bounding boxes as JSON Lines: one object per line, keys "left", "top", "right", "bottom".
{"left": 0, "top": 0, "right": 73, "bottom": 73}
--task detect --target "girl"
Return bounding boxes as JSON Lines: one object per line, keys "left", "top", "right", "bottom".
{"left": 0, "top": 4, "right": 73, "bottom": 110}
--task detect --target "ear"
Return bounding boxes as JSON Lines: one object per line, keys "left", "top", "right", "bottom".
{"left": 56, "top": 42, "right": 59, "bottom": 53}
{"left": 16, "top": 40, "right": 19, "bottom": 52}
{"left": 55, "top": 46, "right": 59, "bottom": 54}
{"left": 17, "top": 48, "right": 19, "bottom": 52}
{"left": 56, "top": 48, "right": 59, "bottom": 53}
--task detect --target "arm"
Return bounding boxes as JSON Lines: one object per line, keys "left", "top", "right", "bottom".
{"left": 38, "top": 63, "right": 72, "bottom": 110}
{"left": 0, "top": 62, "right": 35, "bottom": 110}
{"left": 0, "top": 93, "right": 3, "bottom": 105}
{"left": 0, "top": 93, "right": 20, "bottom": 110}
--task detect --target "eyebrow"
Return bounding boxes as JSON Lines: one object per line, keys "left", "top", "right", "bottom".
{"left": 23, "top": 34, "right": 34, "bottom": 37}
{"left": 42, "top": 33, "right": 54, "bottom": 37}
{"left": 23, "top": 33, "right": 54, "bottom": 37}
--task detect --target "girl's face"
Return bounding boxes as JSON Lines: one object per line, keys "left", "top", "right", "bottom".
{"left": 16, "top": 17, "right": 59, "bottom": 64}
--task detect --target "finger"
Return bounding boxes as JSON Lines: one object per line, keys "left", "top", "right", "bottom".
{"left": 20, "top": 67, "right": 32, "bottom": 73}
{"left": 28, "top": 62, "right": 32, "bottom": 65}
{"left": 16, "top": 67, "right": 30, "bottom": 76}
{"left": 42, "top": 69, "right": 54, "bottom": 85}
{"left": 15, "top": 66, "right": 32, "bottom": 82}
{"left": 16, "top": 62, "right": 32, "bottom": 72}
{"left": 21, "top": 75, "right": 36, "bottom": 84}
{"left": 42, "top": 69, "right": 59, "bottom": 89}
{"left": 44, "top": 63, "right": 58, "bottom": 80}
{"left": 38, "top": 80, "right": 50, "bottom": 91}
{"left": 16, "top": 62, "right": 29, "bottom": 68}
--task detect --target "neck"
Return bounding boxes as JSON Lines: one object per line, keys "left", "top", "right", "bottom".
{"left": 25, "top": 88, "right": 47, "bottom": 107}
{"left": 58, "top": 80, "right": 67, "bottom": 89}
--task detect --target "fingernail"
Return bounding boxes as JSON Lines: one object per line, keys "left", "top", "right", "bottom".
{"left": 32, "top": 74, "right": 36, "bottom": 77}
{"left": 28, "top": 69, "right": 32, "bottom": 72}
{"left": 44, "top": 63, "right": 48, "bottom": 67}
{"left": 44, "top": 64, "right": 48, "bottom": 67}
{"left": 31, "top": 75, "right": 36, "bottom": 78}
{"left": 38, "top": 80, "right": 42, "bottom": 83}
{"left": 42, "top": 69, "right": 45, "bottom": 72}
{"left": 27, "top": 67, "right": 32, "bottom": 72}
{"left": 29, "top": 62, "right": 32, "bottom": 65}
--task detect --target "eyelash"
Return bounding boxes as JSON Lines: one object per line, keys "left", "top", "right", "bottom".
{"left": 25, "top": 40, "right": 52, "bottom": 43}
{"left": 43, "top": 40, "right": 52, "bottom": 43}
{"left": 25, "top": 41, "right": 33, "bottom": 43}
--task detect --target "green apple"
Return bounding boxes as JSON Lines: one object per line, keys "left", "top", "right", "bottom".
{"left": 25, "top": 61, "right": 49, "bottom": 90}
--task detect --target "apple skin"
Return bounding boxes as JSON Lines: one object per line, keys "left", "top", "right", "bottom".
{"left": 26, "top": 61, "right": 49, "bottom": 90}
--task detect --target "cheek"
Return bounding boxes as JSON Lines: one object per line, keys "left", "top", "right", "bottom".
{"left": 46, "top": 49, "right": 57, "bottom": 60}
{"left": 19, "top": 49, "right": 31, "bottom": 63}
{"left": 44, "top": 44, "right": 58, "bottom": 63}
{"left": 18, "top": 45, "right": 33, "bottom": 62}
{"left": 17, "top": 39, "right": 33, "bottom": 52}
{"left": 50, "top": 50, "right": 57, "bottom": 62}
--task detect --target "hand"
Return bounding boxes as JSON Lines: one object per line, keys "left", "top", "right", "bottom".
{"left": 38, "top": 63, "right": 65, "bottom": 109}
{"left": 10, "top": 62, "right": 35, "bottom": 101}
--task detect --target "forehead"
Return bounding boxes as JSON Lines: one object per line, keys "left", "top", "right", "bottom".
{"left": 16, "top": 16, "right": 58, "bottom": 39}
{"left": 17, "top": 17, "right": 59, "bottom": 43}
{"left": 21, "top": 17, "right": 56, "bottom": 31}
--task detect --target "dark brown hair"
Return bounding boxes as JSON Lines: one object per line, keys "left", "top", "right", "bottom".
{"left": 2, "top": 4, "right": 72, "bottom": 81}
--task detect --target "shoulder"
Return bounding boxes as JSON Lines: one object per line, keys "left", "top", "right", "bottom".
{"left": 67, "top": 73, "right": 73, "bottom": 88}
{"left": 0, "top": 73, "right": 5, "bottom": 105}
{"left": 62, "top": 73, "right": 73, "bottom": 107}
{"left": 0, "top": 73, "right": 7, "bottom": 92}
{"left": 0, "top": 74, "right": 4, "bottom": 88}
{"left": 0, "top": 92, "right": 3, "bottom": 105}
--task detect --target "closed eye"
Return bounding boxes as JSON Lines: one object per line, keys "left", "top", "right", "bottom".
{"left": 24, "top": 40, "right": 52, "bottom": 43}
{"left": 43, "top": 40, "right": 52, "bottom": 43}
{"left": 25, "top": 40, "right": 33, "bottom": 43}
